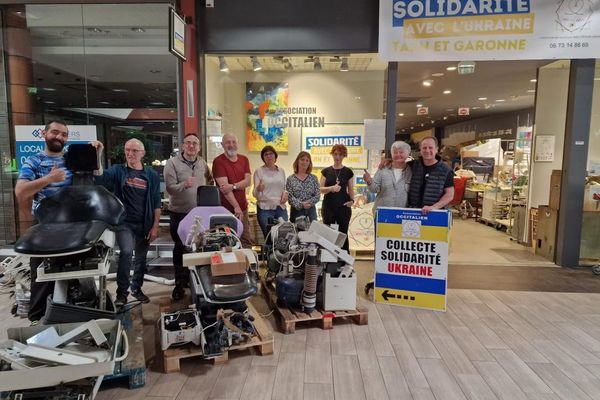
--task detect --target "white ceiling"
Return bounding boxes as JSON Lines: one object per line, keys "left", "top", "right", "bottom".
{"left": 213, "top": 55, "right": 552, "bottom": 132}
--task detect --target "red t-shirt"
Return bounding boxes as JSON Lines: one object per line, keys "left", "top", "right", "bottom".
{"left": 212, "top": 153, "right": 251, "bottom": 212}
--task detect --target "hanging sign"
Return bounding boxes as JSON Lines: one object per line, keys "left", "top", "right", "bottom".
{"left": 458, "top": 107, "right": 470, "bottom": 116}
{"left": 374, "top": 207, "right": 450, "bottom": 311}
{"left": 379, "top": 0, "right": 600, "bottom": 61}
{"left": 417, "top": 107, "right": 429, "bottom": 115}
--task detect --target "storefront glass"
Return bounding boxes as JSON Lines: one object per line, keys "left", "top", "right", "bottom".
{"left": 1, "top": 3, "right": 177, "bottom": 240}
{"left": 204, "top": 54, "right": 386, "bottom": 250}
{"left": 580, "top": 62, "right": 600, "bottom": 266}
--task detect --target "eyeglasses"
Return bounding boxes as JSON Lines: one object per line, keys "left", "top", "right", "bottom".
{"left": 184, "top": 141, "right": 199, "bottom": 146}
{"left": 125, "top": 148, "right": 143, "bottom": 154}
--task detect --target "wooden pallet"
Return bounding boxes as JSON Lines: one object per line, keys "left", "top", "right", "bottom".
{"left": 350, "top": 249, "right": 375, "bottom": 260}
{"left": 261, "top": 278, "right": 368, "bottom": 334}
{"left": 159, "top": 299, "right": 274, "bottom": 373}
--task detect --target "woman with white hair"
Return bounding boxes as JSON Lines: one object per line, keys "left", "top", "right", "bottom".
{"left": 363, "top": 140, "right": 412, "bottom": 217}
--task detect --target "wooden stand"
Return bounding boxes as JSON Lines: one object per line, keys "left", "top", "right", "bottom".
{"left": 159, "top": 299, "right": 274, "bottom": 373}
{"left": 261, "top": 278, "right": 368, "bottom": 334}
{"left": 350, "top": 249, "right": 375, "bottom": 261}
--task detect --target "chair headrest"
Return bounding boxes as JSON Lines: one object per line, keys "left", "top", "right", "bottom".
{"left": 197, "top": 185, "right": 221, "bottom": 207}
{"left": 65, "top": 144, "right": 98, "bottom": 173}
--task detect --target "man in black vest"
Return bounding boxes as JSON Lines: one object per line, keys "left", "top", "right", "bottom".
{"left": 408, "top": 136, "right": 455, "bottom": 214}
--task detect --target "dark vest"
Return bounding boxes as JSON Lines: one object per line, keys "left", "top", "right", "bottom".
{"left": 408, "top": 157, "right": 452, "bottom": 207}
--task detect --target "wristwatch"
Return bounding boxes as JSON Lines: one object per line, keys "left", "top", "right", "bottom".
{"left": 232, "top": 184, "right": 237, "bottom": 191}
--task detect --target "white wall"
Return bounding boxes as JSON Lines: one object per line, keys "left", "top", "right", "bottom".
{"left": 528, "top": 64, "right": 569, "bottom": 208}
{"left": 205, "top": 67, "right": 385, "bottom": 174}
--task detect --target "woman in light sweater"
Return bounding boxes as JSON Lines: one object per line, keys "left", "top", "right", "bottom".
{"left": 363, "top": 140, "right": 412, "bottom": 218}
{"left": 253, "top": 145, "right": 288, "bottom": 236}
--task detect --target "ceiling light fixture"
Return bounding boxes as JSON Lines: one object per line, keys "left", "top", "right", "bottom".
{"left": 478, "top": 97, "right": 487, "bottom": 100}
{"left": 422, "top": 79, "right": 433, "bottom": 87}
{"left": 416, "top": 103, "right": 423, "bottom": 107}
{"left": 530, "top": 78, "right": 537, "bottom": 82}
{"left": 313, "top": 57, "right": 322, "bottom": 71}
{"left": 398, "top": 113, "right": 404, "bottom": 116}
{"left": 446, "top": 66, "right": 457, "bottom": 71}
{"left": 495, "top": 99, "right": 506, "bottom": 102}
{"left": 432, "top": 72, "right": 444, "bottom": 77}
{"left": 251, "top": 56, "right": 262, "bottom": 72}
{"left": 340, "top": 57, "right": 349, "bottom": 72}
{"left": 218, "top": 56, "right": 229, "bottom": 72}
{"left": 443, "top": 90, "right": 452, "bottom": 94}
{"left": 527, "top": 89, "right": 536, "bottom": 93}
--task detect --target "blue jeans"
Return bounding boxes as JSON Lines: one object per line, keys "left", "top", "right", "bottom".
{"left": 290, "top": 206, "right": 317, "bottom": 223}
{"left": 257, "top": 206, "right": 288, "bottom": 237}
{"left": 115, "top": 222, "right": 150, "bottom": 296}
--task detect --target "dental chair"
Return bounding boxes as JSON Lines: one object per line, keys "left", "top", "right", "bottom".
{"left": 177, "top": 185, "right": 258, "bottom": 358}
{"left": 14, "top": 144, "right": 125, "bottom": 323}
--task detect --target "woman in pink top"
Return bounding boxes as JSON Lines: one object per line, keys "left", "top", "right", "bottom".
{"left": 253, "top": 145, "right": 288, "bottom": 236}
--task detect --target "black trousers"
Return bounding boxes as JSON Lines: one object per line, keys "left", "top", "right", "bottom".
{"left": 169, "top": 211, "right": 189, "bottom": 286}
{"left": 28, "top": 257, "right": 54, "bottom": 322}
{"left": 321, "top": 206, "right": 352, "bottom": 251}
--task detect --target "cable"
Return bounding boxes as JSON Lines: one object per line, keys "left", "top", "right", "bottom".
{"left": 259, "top": 308, "right": 275, "bottom": 318}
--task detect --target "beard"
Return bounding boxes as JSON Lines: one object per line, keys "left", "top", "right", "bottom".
{"left": 46, "top": 138, "right": 65, "bottom": 153}
{"left": 225, "top": 149, "right": 237, "bottom": 158}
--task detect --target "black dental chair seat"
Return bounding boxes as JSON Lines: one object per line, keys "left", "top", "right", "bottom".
{"left": 194, "top": 266, "right": 257, "bottom": 303}
{"left": 15, "top": 220, "right": 109, "bottom": 256}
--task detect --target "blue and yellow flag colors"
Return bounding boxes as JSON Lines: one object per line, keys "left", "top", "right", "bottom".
{"left": 374, "top": 207, "right": 450, "bottom": 311}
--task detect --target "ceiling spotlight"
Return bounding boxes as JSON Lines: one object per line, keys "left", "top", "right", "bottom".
{"left": 478, "top": 97, "right": 487, "bottom": 100}
{"left": 340, "top": 57, "right": 349, "bottom": 72}
{"left": 443, "top": 90, "right": 452, "bottom": 94}
{"left": 446, "top": 66, "right": 457, "bottom": 71}
{"left": 527, "top": 89, "right": 536, "bottom": 93}
{"left": 432, "top": 72, "right": 444, "bottom": 77}
{"left": 422, "top": 79, "right": 433, "bottom": 87}
{"left": 313, "top": 57, "right": 322, "bottom": 71}
{"left": 251, "top": 56, "right": 262, "bottom": 72}
{"left": 530, "top": 78, "right": 537, "bottom": 82}
{"left": 398, "top": 113, "right": 404, "bottom": 116}
{"left": 416, "top": 103, "right": 423, "bottom": 107}
{"left": 218, "top": 56, "right": 229, "bottom": 72}
{"left": 495, "top": 99, "right": 506, "bottom": 102}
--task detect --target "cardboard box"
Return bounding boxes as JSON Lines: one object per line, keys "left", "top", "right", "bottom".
{"left": 210, "top": 250, "right": 248, "bottom": 276}
{"left": 549, "top": 170, "right": 561, "bottom": 210}
{"left": 535, "top": 205, "right": 558, "bottom": 262}
{"left": 584, "top": 185, "right": 600, "bottom": 212}
{"left": 461, "top": 150, "right": 479, "bottom": 158}
{"left": 323, "top": 273, "right": 357, "bottom": 311}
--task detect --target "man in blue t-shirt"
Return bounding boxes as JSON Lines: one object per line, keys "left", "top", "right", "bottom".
{"left": 95, "top": 138, "right": 161, "bottom": 307}
{"left": 15, "top": 120, "right": 104, "bottom": 323}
